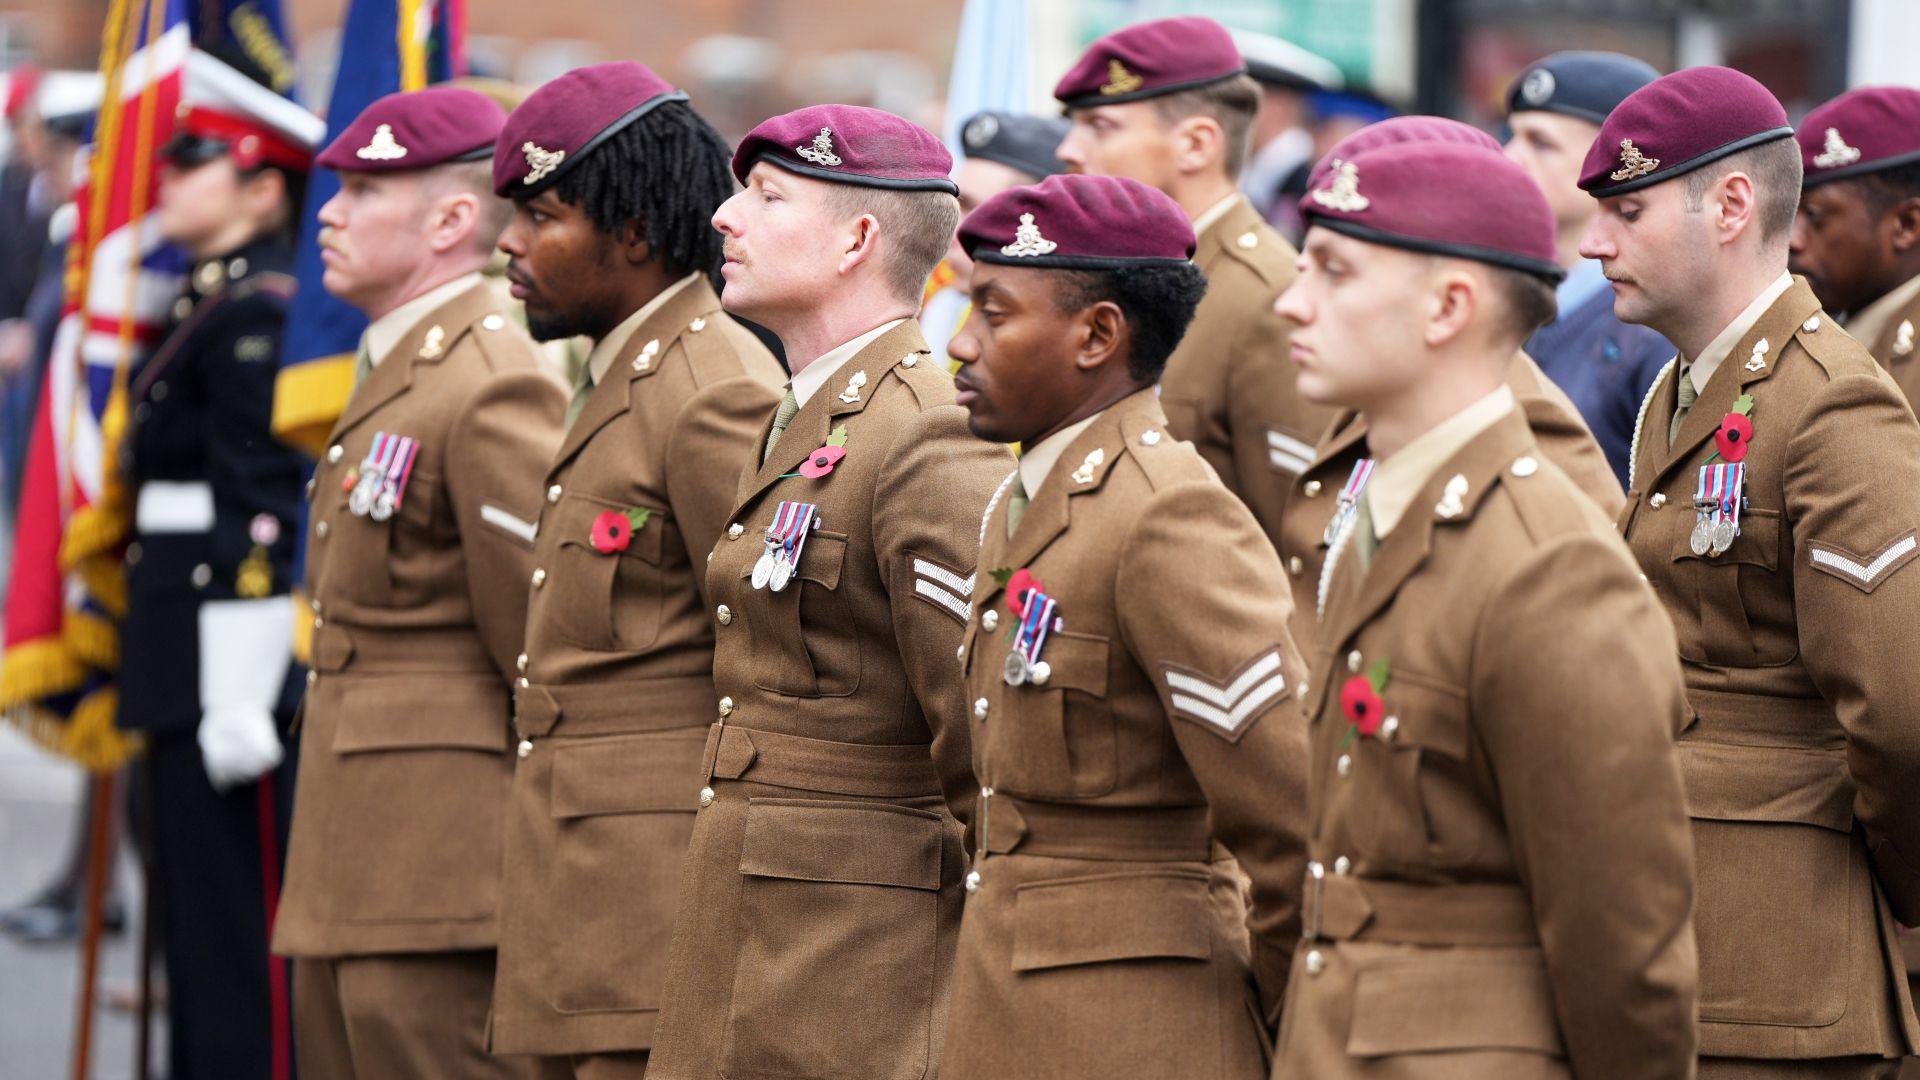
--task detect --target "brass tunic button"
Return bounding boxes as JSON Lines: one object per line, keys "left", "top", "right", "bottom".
{"left": 718, "top": 696, "right": 734, "bottom": 717}
{"left": 1288, "top": 556, "right": 1303, "bottom": 576}
{"left": 191, "top": 563, "right": 212, "bottom": 588}
{"left": 531, "top": 568, "right": 546, "bottom": 587}
{"left": 1334, "top": 856, "right": 1352, "bottom": 875}
{"left": 1297, "top": 680, "right": 1309, "bottom": 700}
{"left": 1303, "top": 480, "right": 1323, "bottom": 498}
{"left": 1346, "top": 650, "right": 1363, "bottom": 673}
{"left": 516, "top": 653, "right": 528, "bottom": 673}
{"left": 716, "top": 604, "right": 732, "bottom": 625}
{"left": 517, "top": 739, "right": 533, "bottom": 758}
{"left": 699, "top": 786, "right": 715, "bottom": 807}
{"left": 482, "top": 315, "right": 506, "bottom": 331}
{"left": 313, "top": 615, "right": 324, "bottom": 630}
{"left": 1336, "top": 754, "right": 1352, "bottom": 777}
{"left": 315, "top": 520, "right": 330, "bottom": 539}
{"left": 956, "top": 644, "right": 965, "bottom": 660}
{"left": 1381, "top": 716, "right": 1400, "bottom": 741}
{"left": 1305, "top": 950, "right": 1326, "bottom": 976}
{"left": 1649, "top": 493, "right": 1667, "bottom": 508}
{"left": 547, "top": 484, "right": 563, "bottom": 504}
{"left": 327, "top": 445, "right": 344, "bottom": 464}
{"left": 974, "top": 698, "right": 989, "bottom": 721}
{"left": 727, "top": 523, "right": 744, "bottom": 539}
{"left": 981, "top": 609, "right": 998, "bottom": 632}
{"left": 517, "top": 677, "right": 530, "bottom": 690}
{"left": 304, "top": 478, "right": 316, "bottom": 500}
{"left": 306, "top": 670, "right": 317, "bottom": 687}
{"left": 964, "top": 870, "right": 981, "bottom": 893}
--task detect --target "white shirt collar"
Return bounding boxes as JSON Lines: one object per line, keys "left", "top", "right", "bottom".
{"left": 789, "top": 319, "right": 907, "bottom": 408}
{"left": 1366, "top": 384, "right": 1517, "bottom": 538}
{"left": 1686, "top": 271, "right": 1793, "bottom": 396}
{"left": 1017, "top": 412, "right": 1103, "bottom": 502}
{"left": 1191, "top": 192, "right": 1247, "bottom": 242}
{"left": 365, "top": 273, "right": 483, "bottom": 367}
{"left": 1844, "top": 270, "right": 1920, "bottom": 352}
{"left": 584, "top": 273, "right": 700, "bottom": 386}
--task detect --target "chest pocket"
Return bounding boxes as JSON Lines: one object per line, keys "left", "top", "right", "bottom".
{"left": 547, "top": 491, "right": 668, "bottom": 653}
{"left": 985, "top": 629, "right": 1113, "bottom": 798}
{"left": 1668, "top": 507, "right": 1795, "bottom": 669}
{"left": 324, "top": 467, "right": 442, "bottom": 608}
{"left": 1325, "top": 673, "right": 1477, "bottom": 872}
{"left": 740, "top": 529, "right": 858, "bottom": 698}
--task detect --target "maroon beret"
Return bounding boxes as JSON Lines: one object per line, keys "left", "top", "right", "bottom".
{"left": 732, "top": 104, "right": 958, "bottom": 194}
{"left": 1798, "top": 86, "right": 1920, "bottom": 188}
{"left": 958, "top": 174, "right": 1195, "bottom": 269}
{"left": 491, "top": 62, "right": 688, "bottom": 196}
{"left": 1306, "top": 115, "right": 1499, "bottom": 196}
{"left": 317, "top": 86, "right": 504, "bottom": 174}
{"left": 1302, "top": 141, "right": 1563, "bottom": 282}
{"left": 1578, "top": 66, "right": 1792, "bottom": 197}
{"left": 1053, "top": 16, "right": 1246, "bottom": 109}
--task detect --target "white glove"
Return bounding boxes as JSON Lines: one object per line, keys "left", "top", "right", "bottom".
{"left": 197, "top": 597, "right": 294, "bottom": 791}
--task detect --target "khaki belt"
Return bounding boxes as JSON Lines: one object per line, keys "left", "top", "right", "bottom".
{"left": 1685, "top": 687, "right": 1841, "bottom": 749}
{"left": 515, "top": 675, "right": 715, "bottom": 738}
{"left": 309, "top": 622, "right": 495, "bottom": 675}
{"left": 1301, "top": 868, "right": 1536, "bottom": 947}
{"left": 701, "top": 722, "right": 942, "bottom": 799}
{"left": 982, "top": 797, "right": 1212, "bottom": 862}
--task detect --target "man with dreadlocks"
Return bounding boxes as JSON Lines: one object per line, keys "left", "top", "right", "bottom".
{"left": 485, "top": 62, "right": 784, "bottom": 1080}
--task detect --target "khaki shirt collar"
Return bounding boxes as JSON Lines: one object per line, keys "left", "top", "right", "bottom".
{"left": 1367, "top": 383, "right": 1517, "bottom": 538}
{"left": 1843, "top": 270, "right": 1920, "bottom": 354}
{"left": 1686, "top": 271, "right": 1793, "bottom": 395}
{"left": 582, "top": 273, "right": 700, "bottom": 386}
{"left": 365, "top": 272, "right": 483, "bottom": 367}
{"left": 1191, "top": 192, "right": 1246, "bottom": 242}
{"left": 790, "top": 318, "right": 907, "bottom": 408}
{"left": 1018, "top": 412, "right": 1103, "bottom": 502}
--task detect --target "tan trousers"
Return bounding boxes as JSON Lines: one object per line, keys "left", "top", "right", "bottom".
{"left": 1699, "top": 1057, "right": 1900, "bottom": 1079}
{"left": 530, "top": 1050, "right": 649, "bottom": 1080}
{"left": 294, "top": 952, "right": 532, "bottom": 1079}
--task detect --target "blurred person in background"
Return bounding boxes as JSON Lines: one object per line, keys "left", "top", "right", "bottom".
{"left": 1231, "top": 28, "right": 1343, "bottom": 234}
{"left": 119, "top": 47, "right": 320, "bottom": 1078}
{"left": 1504, "top": 51, "right": 1674, "bottom": 487}
{"left": 923, "top": 109, "right": 1068, "bottom": 367}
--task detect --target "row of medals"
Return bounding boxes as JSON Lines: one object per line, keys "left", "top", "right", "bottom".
{"left": 348, "top": 464, "right": 400, "bottom": 522}
{"left": 750, "top": 520, "right": 817, "bottom": 593}
{"left": 1690, "top": 500, "right": 1740, "bottom": 557}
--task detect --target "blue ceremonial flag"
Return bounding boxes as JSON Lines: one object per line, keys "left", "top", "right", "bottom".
{"left": 272, "top": 0, "right": 461, "bottom": 457}
{"left": 942, "top": 0, "right": 1031, "bottom": 160}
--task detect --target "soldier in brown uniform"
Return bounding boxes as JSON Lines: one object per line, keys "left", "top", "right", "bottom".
{"left": 1580, "top": 66, "right": 1920, "bottom": 1078}
{"left": 270, "top": 88, "right": 566, "bottom": 1078}
{"left": 645, "top": 106, "right": 1012, "bottom": 1080}
{"left": 1054, "top": 16, "right": 1332, "bottom": 552}
{"left": 1273, "top": 115, "right": 1621, "bottom": 654}
{"left": 939, "top": 173, "right": 1310, "bottom": 1080}
{"left": 1792, "top": 87, "right": 1920, "bottom": 405}
{"left": 1274, "top": 139, "right": 1699, "bottom": 1077}
{"left": 483, "top": 64, "right": 784, "bottom": 1080}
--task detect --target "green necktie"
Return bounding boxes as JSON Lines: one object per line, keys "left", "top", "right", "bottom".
{"left": 1005, "top": 475, "right": 1029, "bottom": 539}
{"left": 761, "top": 387, "right": 800, "bottom": 466}
{"left": 564, "top": 362, "right": 594, "bottom": 430}
{"left": 1351, "top": 494, "right": 1379, "bottom": 573}
{"left": 1669, "top": 364, "right": 1697, "bottom": 446}
{"left": 350, "top": 334, "right": 373, "bottom": 387}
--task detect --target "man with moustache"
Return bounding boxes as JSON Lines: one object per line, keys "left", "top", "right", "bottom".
{"left": 485, "top": 62, "right": 783, "bottom": 1080}
{"left": 941, "top": 172, "right": 1310, "bottom": 1080}
{"left": 1273, "top": 137, "right": 1697, "bottom": 1078}
{"left": 1054, "top": 15, "right": 1332, "bottom": 553}
{"left": 1580, "top": 66, "right": 1920, "bottom": 1077}
{"left": 1274, "top": 115, "right": 1621, "bottom": 655}
{"left": 1791, "top": 87, "right": 1920, "bottom": 405}
{"left": 644, "top": 105, "right": 1011, "bottom": 1080}
{"left": 271, "top": 86, "right": 565, "bottom": 1079}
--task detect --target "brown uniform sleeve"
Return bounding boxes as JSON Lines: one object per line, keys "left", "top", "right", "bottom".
{"left": 1115, "top": 480, "right": 1311, "bottom": 1029}
{"left": 871, "top": 405, "right": 1013, "bottom": 833}
{"left": 1471, "top": 534, "right": 1697, "bottom": 1079}
{"left": 665, "top": 376, "right": 782, "bottom": 603}
{"left": 1786, "top": 372, "right": 1920, "bottom": 920}
{"left": 444, "top": 366, "right": 566, "bottom": 679}
{"left": 1223, "top": 300, "right": 1321, "bottom": 543}
{"left": 1517, "top": 393, "right": 1625, "bottom": 515}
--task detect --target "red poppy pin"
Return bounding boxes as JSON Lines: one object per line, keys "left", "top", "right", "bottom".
{"left": 1712, "top": 395, "right": 1755, "bottom": 463}
{"left": 590, "top": 507, "right": 652, "bottom": 554}
{"left": 1339, "top": 657, "right": 1391, "bottom": 747}
{"left": 1005, "top": 567, "right": 1045, "bottom": 617}
{"left": 798, "top": 425, "right": 851, "bottom": 479}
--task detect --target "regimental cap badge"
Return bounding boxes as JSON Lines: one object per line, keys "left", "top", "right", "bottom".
{"left": 1000, "top": 213, "right": 1059, "bottom": 258}
{"left": 797, "top": 127, "right": 844, "bottom": 167}
{"left": 1519, "top": 68, "right": 1555, "bottom": 107}
{"left": 964, "top": 113, "right": 999, "bottom": 151}
{"left": 1813, "top": 127, "right": 1863, "bottom": 169}
{"left": 522, "top": 141, "right": 565, "bottom": 185}
{"left": 1610, "top": 139, "right": 1660, "bottom": 182}
{"left": 356, "top": 123, "right": 409, "bottom": 161}
{"left": 1310, "top": 159, "right": 1370, "bottom": 213}
{"left": 1100, "top": 59, "right": 1143, "bottom": 97}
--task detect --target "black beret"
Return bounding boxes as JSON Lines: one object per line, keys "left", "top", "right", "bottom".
{"left": 1508, "top": 51, "right": 1661, "bottom": 126}
{"left": 958, "top": 111, "right": 1069, "bottom": 182}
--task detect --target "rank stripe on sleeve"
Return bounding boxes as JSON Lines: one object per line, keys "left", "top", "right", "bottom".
{"left": 1163, "top": 648, "right": 1290, "bottom": 738}
{"left": 1807, "top": 529, "right": 1919, "bottom": 593}
{"left": 912, "top": 557, "right": 974, "bottom": 623}
{"left": 1267, "top": 430, "right": 1313, "bottom": 475}
{"left": 480, "top": 504, "right": 539, "bottom": 544}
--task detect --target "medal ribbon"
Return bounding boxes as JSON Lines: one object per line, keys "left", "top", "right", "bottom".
{"left": 1719, "top": 462, "right": 1743, "bottom": 537}
{"left": 1325, "top": 459, "right": 1377, "bottom": 545}
{"left": 1694, "top": 462, "right": 1715, "bottom": 524}
{"left": 385, "top": 436, "right": 419, "bottom": 509}
{"left": 1013, "top": 588, "right": 1060, "bottom": 665}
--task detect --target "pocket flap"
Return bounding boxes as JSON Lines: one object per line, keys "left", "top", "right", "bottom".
{"left": 332, "top": 676, "right": 510, "bottom": 754}
{"left": 738, "top": 798, "right": 942, "bottom": 890}
{"left": 551, "top": 728, "right": 709, "bottom": 818}
{"left": 554, "top": 491, "right": 666, "bottom": 566}
{"left": 1669, "top": 507, "right": 1780, "bottom": 570}
{"left": 1347, "top": 951, "right": 1564, "bottom": 1056}
{"left": 1677, "top": 740, "right": 1854, "bottom": 832}
{"left": 1011, "top": 870, "right": 1211, "bottom": 972}
{"left": 1043, "top": 630, "right": 1109, "bottom": 698}
{"left": 1375, "top": 674, "right": 1468, "bottom": 761}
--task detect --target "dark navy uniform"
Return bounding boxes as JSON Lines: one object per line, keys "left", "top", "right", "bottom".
{"left": 119, "top": 235, "right": 306, "bottom": 1079}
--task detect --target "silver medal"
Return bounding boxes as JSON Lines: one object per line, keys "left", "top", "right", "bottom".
{"left": 769, "top": 551, "right": 794, "bottom": 592}
{"left": 751, "top": 544, "right": 776, "bottom": 590}
{"left": 370, "top": 488, "right": 396, "bottom": 522}
{"left": 1002, "top": 651, "right": 1029, "bottom": 687}
{"left": 1689, "top": 518, "right": 1713, "bottom": 556}
{"left": 1712, "top": 517, "right": 1737, "bottom": 554}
